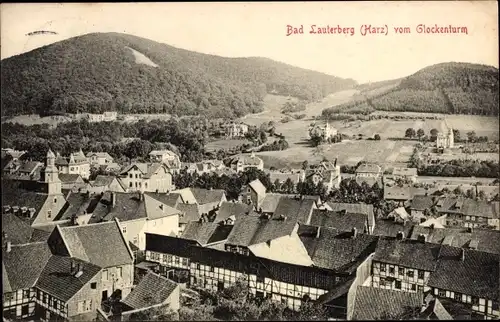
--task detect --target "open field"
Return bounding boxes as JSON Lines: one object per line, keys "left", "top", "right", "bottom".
{"left": 206, "top": 139, "right": 251, "bottom": 152}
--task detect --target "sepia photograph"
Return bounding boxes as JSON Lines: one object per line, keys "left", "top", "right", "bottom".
{"left": 1, "top": 1, "right": 499, "bottom": 321}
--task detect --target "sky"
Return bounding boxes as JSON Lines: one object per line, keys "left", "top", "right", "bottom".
{"left": 1, "top": 2, "right": 498, "bottom": 83}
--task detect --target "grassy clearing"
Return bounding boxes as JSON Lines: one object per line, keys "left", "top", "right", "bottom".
{"left": 206, "top": 139, "right": 251, "bottom": 151}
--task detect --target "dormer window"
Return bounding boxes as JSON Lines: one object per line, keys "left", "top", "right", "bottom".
{"left": 47, "top": 210, "right": 52, "bottom": 218}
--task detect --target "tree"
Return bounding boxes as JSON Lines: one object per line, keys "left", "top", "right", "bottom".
{"left": 373, "top": 134, "right": 381, "bottom": 140}
{"left": 302, "top": 160, "right": 309, "bottom": 170}
{"left": 430, "top": 128, "right": 439, "bottom": 137}
{"left": 405, "top": 128, "right": 416, "bottom": 138}
{"left": 453, "top": 129, "right": 461, "bottom": 141}
{"left": 416, "top": 128, "right": 425, "bottom": 140}
{"left": 467, "top": 130, "right": 477, "bottom": 143}
{"left": 128, "top": 304, "right": 178, "bottom": 321}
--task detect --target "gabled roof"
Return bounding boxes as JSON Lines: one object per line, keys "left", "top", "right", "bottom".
{"left": 309, "top": 209, "right": 367, "bottom": 233}
{"left": 191, "top": 188, "right": 226, "bottom": 205}
{"left": 373, "top": 218, "right": 415, "bottom": 238}
{"left": 149, "top": 150, "right": 178, "bottom": 157}
{"left": 90, "top": 192, "right": 147, "bottom": 223}
{"left": 56, "top": 192, "right": 102, "bottom": 221}
{"left": 428, "top": 245, "right": 499, "bottom": 300}
{"left": 373, "top": 238, "right": 440, "bottom": 271}
{"left": 17, "top": 161, "right": 43, "bottom": 174}
{"left": 226, "top": 211, "right": 298, "bottom": 247}
{"left": 122, "top": 271, "right": 178, "bottom": 311}
{"left": 232, "top": 154, "right": 263, "bottom": 166}
{"left": 58, "top": 173, "right": 83, "bottom": 183}
{"left": 145, "top": 192, "right": 182, "bottom": 208}
{"left": 421, "top": 298, "right": 453, "bottom": 320}
{"left": 86, "top": 152, "right": 113, "bottom": 159}
{"left": 267, "top": 171, "right": 304, "bottom": 184}
{"left": 214, "top": 202, "right": 253, "bottom": 222}
{"left": 181, "top": 222, "right": 233, "bottom": 246}
{"left": 1, "top": 179, "right": 49, "bottom": 223}
{"left": 326, "top": 202, "right": 375, "bottom": 228}
{"left": 392, "top": 167, "right": 418, "bottom": 177}
{"left": 176, "top": 203, "right": 201, "bottom": 224}
{"left": 120, "top": 163, "right": 169, "bottom": 179}
{"left": 92, "top": 175, "right": 116, "bottom": 187}
{"left": 388, "top": 207, "right": 410, "bottom": 221}
{"left": 273, "top": 197, "right": 316, "bottom": 224}
{"left": 356, "top": 163, "right": 381, "bottom": 174}
{"left": 352, "top": 286, "right": 422, "bottom": 320}
{"left": 298, "top": 225, "right": 378, "bottom": 273}
{"left": 410, "top": 226, "right": 500, "bottom": 255}
{"left": 248, "top": 179, "right": 267, "bottom": 197}
{"left": 36, "top": 256, "right": 101, "bottom": 302}
{"left": 144, "top": 194, "right": 181, "bottom": 220}
{"left": 384, "top": 185, "right": 412, "bottom": 200}
{"left": 258, "top": 193, "right": 286, "bottom": 213}
{"left": 56, "top": 221, "right": 134, "bottom": 268}
{"left": 3, "top": 242, "right": 52, "bottom": 292}
{"left": 2, "top": 212, "right": 34, "bottom": 245}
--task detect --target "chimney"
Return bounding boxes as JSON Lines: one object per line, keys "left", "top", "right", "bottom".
{"left": 279, "top": 214, "right": 287, "bottom": 221}
{"left": 396, "top": 231, "right": 405, "bottom": 240}
{"left": 316, "top": 227, "right": 321, "bottom": 239}
{"left": 28, "top": 208, "right": 36, "bottom": 218}
{"left": 75, "top": 263, "right": 83, "bottom": 278}
{"left": 460, "top": 248, "right": 465, "bottom": 261}
{"left": 417, "top": 234, "right": 427, "bottom": 243}
{"left": 111, "top": 192, "right": 116, "bottom": 208}
{"left": 70, "top": 260, "right": 76, "bottom": 274}
{"left": 430, "top": 224, "right": 435, "bottom": 230}
{"left": 352, "top": 227, "right": 358, "bottom": 239}
{"left": 6, "top": 241, "right": 12, "bottom": 253}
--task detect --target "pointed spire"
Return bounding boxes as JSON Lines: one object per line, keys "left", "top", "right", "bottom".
{"left": 47, "top": 149, "right": 55, "bottom": 158}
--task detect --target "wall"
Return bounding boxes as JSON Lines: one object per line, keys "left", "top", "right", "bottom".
{"left": 142, "top": 216, "right": 180, "bottom": 250}
{"left": 346, "top": 253, "right": 374, "bottom": 320}
{"left": 248, "top": 232, "right": 313, "bottom": 266}
{"left": 100, "top": 264, "right": 134, "bottom": 301}
{"left": 66, "top": 272, "right": 102, "bottom": 318}
{"left": 372, "top": 261, "right": 431, "bottom": 293}
{"left": 32, "top": 194, "right": 66, "bottom": 226}
{"left": 120, "top": 219, "right": 146, "bottom": 250}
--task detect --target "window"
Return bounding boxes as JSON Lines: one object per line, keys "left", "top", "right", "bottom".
{"left": 91, "top": 282, "right": 97, "bottom": 289}
{"left": 85, "top": 300, "right": 92, "bottom": 311}
{"left": 418, "top": 271, "right": 425, "bottom": 279}
{"left": 122, "top": 226, "right": 127, "bottom": 234}
{"left": 395, "top": 280, "right": 401, "bottom": 289}
{"left": 47, "top": 210, "right": 52, "bottom": 218}
{"left": 133, "top": 236, "right": 138, "bottom": 245}
{"left": 209, "top": 266, "right": 214, "bottom": 272}
{"left": 102, "top": 269, "right": 109, "bottom": 281}
{"left": 77, "top": 301, "right": 84, "bottom": 313}
{"left": 471, "top": 216, "right": 476, "bottom": 221}
{"left": 117, "top": 267, "right": 122, "bottom": 278}
{"left": 145, "top": 183, "right": 148, "bottom": 189}
{"left": 21, "top": 304, "right": 29, "bottom": 316}
{"left": 438, "top": 289, "right": 446, "bottom": 297}
{"left": 256, "top": 275, "right": 265, "bottom": 283}
{"left": 407, "top": 270, "right": 414, "bottom": 278}
{"left": 53, "top": 197, "right": 57, "bottom": 203}
{"left": 135, "top": 182, "right": 138, "bottom": 188}
{"left": 174, "top": 256, "right": 180, "bottom": 264}
{"left": 455, "top": 292, "right": 461, "bottom": 301}
{"left": 182, "top": 258, "right": 188, "bottom": 266}
{"left": 389, "top": 266, "right": 395, "bottom": 275}
{"left": 379, "top": 278, "right": 386, "bottom": 286}
{"left": 129, "top": 182, "right": 133, "bottom": 187}
{"left": 472, "top": 297, "right": 479, "bottom": 305}
{"left": 135, "top": 174, "right": 138, "bottom": 179}
{"left": 410, "top": 284, "right": 416, "bottom": 291}
{"left": 166, "top": 255, "right": 172, "bottom": 263}
{"left": 380, "top": 264, "right": 386, "bottom": 272}
{"left": 417, "top": 285, "right": 423, "bottom": 293}
{"left": 399, "top": 267, "right": 405, "bottom": 275}
{"left": 196, "top": 263, "right": 201, "bottom": 270}
{"left": 53, "top": 299, "right": 58, "bottom": 309}
{"left": 23, "top": 290, "right": 30, "bottom": 299}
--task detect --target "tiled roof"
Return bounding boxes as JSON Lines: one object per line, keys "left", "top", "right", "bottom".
{"left": 355, "top": 176, "right": 381, "bottom": 187}
{"left": 143, "top": 194, "right": 181, "bottom": 220}
{"left": 248, "top": 179, "right": 267, "bottom": 197}
{"left": 373, "top": 218, "right": 415, "bottom": 238}
{"left": 410, "top": 226, "right": 500, "bottom": 255}
{"left": 428, "top": 246, "right": 499, "bottom": 300}
{"left": 225, "top": 211, "right": 298, "bottom": 247}
{"left": 191, "top": 188, "right": 225, "bottom": 205}
{"left": 3, "top": 263, "right": 12, "bottom": 293}
{"left": 176, "top": 203, "right": 201, "bottom": 224}
{"left": 56, "top": 192, "right": 101, "bottom": 221}
{"left": 90, "top": 192, "right": 146, "bottom": 223}
{"left": 352, "top": 286, "right": 422, "bottom": 320}
{"left": 326, "top": 202, "right": 375, "bottom": 228}
{"left": 214, "top": 202, "right": 252, "bottom": 222}
{"left": 355, "top": 163, "right": 381, "bottom": 174}
{"left": 86, "top": 152, "right": 113, "bottom": 159}
{"left": 120, "top": 163, "right": 167, "bottom": 179}
{"left": 388, "top": 207, "right": 410, "bottom": 221}
{"left": 145, "top": 192, "right": 181, "bottom": 208}
{"left": 92, "top": 175, "right": 115, "bottom": 187}
{"left": 298, "top": 225, "right": 378, "bottom": 273}
{"left": 58, "top": 174, "right": 82, "bottom": 183}
{"left": 373, "top": 238, "right": 440, "bottom": 271}
{"left": 36, "top": 256, "right": 101, "bottom": 302}
{"left": 149, "top": 150, "right": 178, "bottom": 157}
{"left": 3, "top": 242, "right": 52, "bottom": 292}
{"left": 2, "top": 212, "right": 33, "bottom": 245}
{"left": 17, "top": 161, "right": 43, "bottom": 174}
{"left": 232, "top": 154, "right": 263, "bottom": 166}
{"left": 259, "top": 193, "right": 286, "bottom": 213}
{"left": 145, "top": 233, "right": 199, "bottom": 258}
{"left": 421, "top": 298, "right": 453, "bottom": 320}
{"left": 181, "top": 222, "right": 232, "bottom": 246}
{"left": 384, "top": 185, "right": 412, "bottom": 200}
{"left": 1, "top": 179, "right": 49, "bottom": 223}
{"left": 410, "top": 195, "right": 436, "bottom": 210}
{"left": 267, "top": 171, "right": 304, "bottom": 184}
{"left": 273, "top": 197, "right": 316, "bottom": 224}
{"left": 57, "top": 221, "right": 134, "bottom": 267}
{"left": 122, "top": 271, "right": 178, "bottom": 310}
{"left": 309, "top": 209, "right": 367, "bottom": 233}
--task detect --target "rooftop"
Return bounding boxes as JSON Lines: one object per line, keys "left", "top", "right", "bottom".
{"left": 90, "top": 192, "right": 147, "bottom": 223}
{"left": 309, "top": 209, "right": 367, "bottom": 233}
{"left": 373, "top": 238, "right": 440, "bottom": 272}
{"left": 121, "top": 271, "right": 178, "bottom": 311}
{"left": 355, "top": 163, "right": 382, "bottom": 174}
{"left": 191, "top": 188, "right": 226, "bottom": 205}
{"left": 214, "top": 201, "right": 252, "bottom": 223}
{"left": 181, "top": 221, "right": 233, "bottom": 246}
{"left": 248, "top": 179, "right": 267, "bottom": 197}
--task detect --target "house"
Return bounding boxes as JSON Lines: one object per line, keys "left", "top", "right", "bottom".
{"left": 266, "top": 170, "right": 305, "bottom": 188}
{"left": 242, "top": 179, "right": 267, "bottom": 206}
{"left": 410, "top": 225, "right": 500, "bottom": 255}
{"left": 148, "top": 150, "right": 181, "bottom": 173}
{"left": 427, "top": 246, "right": 499, "bottom": 319}
{"left": 1, "top": 212, "right": 52, "bottom": 245}
{"left": 89, "top": 192, "right": 181, "bottom": 251}
{"left": 175, "top": 203, "right": 201, "bottom": 233}
{"left": 89, "top": 175, "right": 127, "bottom": 194}
{"left": 383, "top": 184, "right": 412, "bottom": 206}
{"left": 350, "top": 286, "right": 423, "bottom": 320}
{"left": 420, "top": 297, "right": 454, "bottom": 320}
{"left": 3, "top": 160, "right": 44, "bottom": 181}
{"left": 355, "top": 163, "right": 382, "bottom": 180}
{"left": 373, "top": 218, "right": 415, "bottom": 238}
{"left": 409, "top": 194, "right": 436, "bottom": 219}
{"left": 305, "top": 159, "right": 341, "bottom": 192}
{"left": 172, "top": 187, "right": 227, "bottom": 215}
{"left": 58, "top": 173, "right": 87, "bottom": 191}
{"left": 436, "top": 127, "right": 454, "bottom": 149}
{"left": 119, "top": 271, "right": 180, "bottom": 319}
{"left": 55, "top": 150, "right": 91, "bottom": 180}
{"left": 119, "top": 163, "right": 175, "bottom": 193}
{"left": 230, "top": 152, "right": 264, "bottom": 172}
{"left": 181, "top": 221, "right": 233, "bottom": 248}
{"left": 47, "top": 220, "right": 135, "bottom": 302}
{"left": 86, "top": 152, "right": 114, "bottom": 166}
{"left": 438, "top": 198, "right": 500, "bottom": 230}
{"left": 213, "top": 201, "right": 253, "bottom": 223}
{"left": 182, "top": 160, "right": 225, "bottom": 175}
{"left": 84, "top": 111, "right": 118, "bottom": 123}
{"left": 223, "top": 122, "right": 249, "bottom": 138}
{"left": 309, "top": 122, "right": 337, "bottom": 140}
{"left": 309, "top": 209, "right": 369, "bottom": 234}
{"left": 325, "top": 202, "right": 376, "bottom": 235}
{"left": 390, "top": 167, "right": 418, "bottom": 183}
{"left": 52, "top": 190, "right": 103, "bottom": 225}
{"left": 387, "top": 207, "right": 411, "bottom": 223}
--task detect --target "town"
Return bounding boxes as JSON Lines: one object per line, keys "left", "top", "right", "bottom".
{"left": 2, "top": 114, "right": 499, "bottom": 321}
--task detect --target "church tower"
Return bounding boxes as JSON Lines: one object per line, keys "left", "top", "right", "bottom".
{"left": 447, "top": 127, "right": 454, "bottom": 148}
{"left": 44, "top": 149, "right": 61, "bottom": 195}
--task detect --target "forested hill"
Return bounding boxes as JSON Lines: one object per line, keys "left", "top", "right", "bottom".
{"left": 323, "top": 62, "right": 499, "bottom": 117}
{"left": 0, "top": 32, "right": 356, "bottom": 118}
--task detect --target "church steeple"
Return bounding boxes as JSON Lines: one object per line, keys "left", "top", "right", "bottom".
{"left": 44, "top": 149, "right": 61, "bottom": 195}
